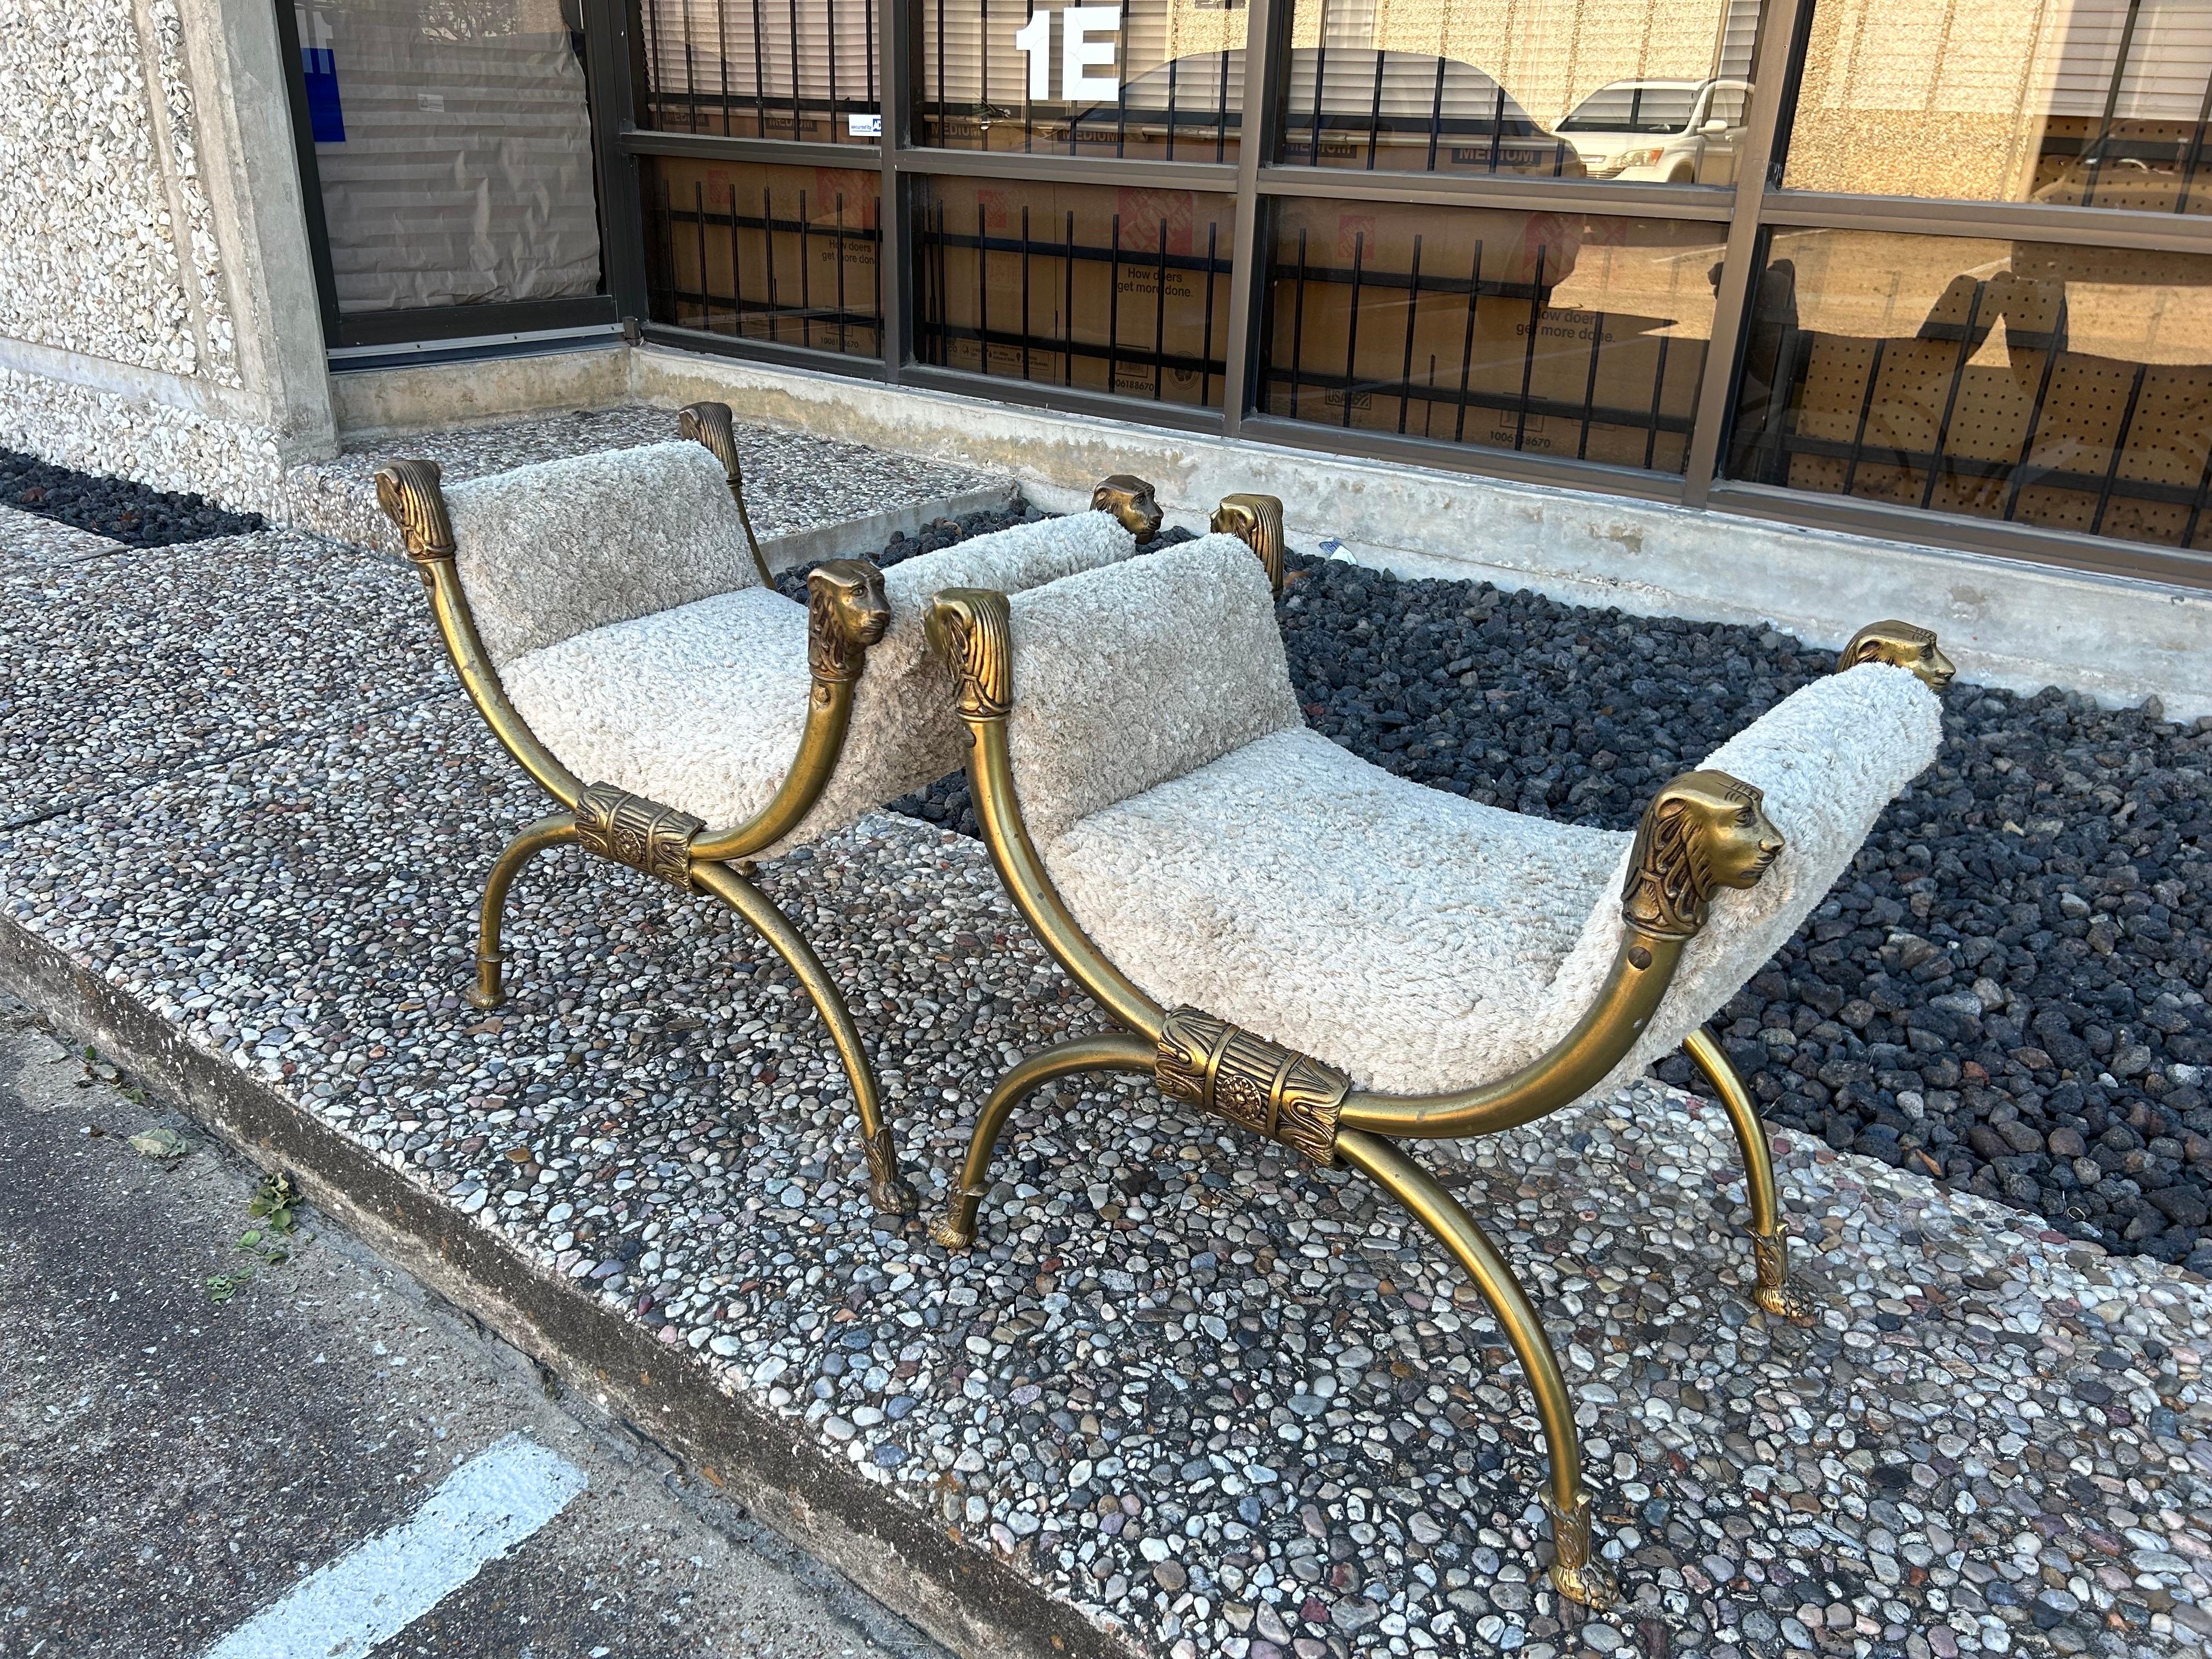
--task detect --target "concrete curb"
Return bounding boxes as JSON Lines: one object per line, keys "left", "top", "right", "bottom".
{"left": 0, "top": 913, "right": 1137, "bottom": 1659}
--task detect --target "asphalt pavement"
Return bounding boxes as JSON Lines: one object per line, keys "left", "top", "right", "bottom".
{"left": 0, "top": 989, "right": 950, "bottom": 1659}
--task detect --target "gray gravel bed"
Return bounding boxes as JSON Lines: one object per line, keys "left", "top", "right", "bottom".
{"left": 1, "top": 690, "right": 2208, "bottom": 1658}
{"left": 289, "top": 404, "right": 1012, "bottom": 563}
{"left": 0, "top": 530, "right": 444, "bottom": 827}
{"left": 0, "top": 503, "right": 128, "bottom": 563}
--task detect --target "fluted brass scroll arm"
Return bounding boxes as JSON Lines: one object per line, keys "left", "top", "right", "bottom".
{"left": 679, "top": 399, "right": 774, "bottom": 586}
{"left": 1336, "top": 770, "right": 1785, "bottom": 1139}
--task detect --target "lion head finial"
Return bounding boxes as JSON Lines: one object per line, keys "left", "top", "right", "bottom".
{"left": 678, "top": 401, "right": 742, "bottom": 488}
{"left": 1839, "top": 619, "right": 1954, "bottom": 692}
{"left": 373, "top": 459, "right": 455, "bottom": 562}
{"left": 805, "top": 559, "right": 890, "bottom": 683}
{"left": 1210, "top": 493, "right": 1286, "bottom": 595}
{"left": 1622, "top": 770, "right": 1784, "bottom": 938}
{"left": 1091, "top": 474, "right": 1163, "bottom": 541}
{"left": 924, "top": 588, "right": 1013, "bottom": 720}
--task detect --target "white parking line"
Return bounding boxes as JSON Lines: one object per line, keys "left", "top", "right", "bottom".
{"left": 198, "top": 1432, "right": 588, "bottom": 1659}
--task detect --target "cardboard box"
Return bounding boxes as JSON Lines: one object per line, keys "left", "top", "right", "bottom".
{"left": 648, "top": 158, "right": 882, "bottom": 354}
{"left": 916, "top": 178, "right": 1236, "bottom": 407}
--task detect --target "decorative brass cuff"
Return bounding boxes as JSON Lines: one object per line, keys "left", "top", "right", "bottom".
{"left": 1211, "top": 493, "right": 1286, "bottom": 595}
{"left": 575, "top": 782, "right": 703, "bottom": 890}
{"left": 1091, "top": 474, "right": 1163, "bottom": 540}
{"left": 1839, "top": 619, "right": 1954, "bottom": 690}
{"left": 1156, "top": 1008, "right": 1348, "bottom": 1166}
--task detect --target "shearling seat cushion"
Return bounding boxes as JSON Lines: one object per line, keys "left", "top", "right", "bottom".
{"left": 496, "top": 511, "right": 1140, "bottom": 852}
{"left": 1018, "top": 539, "right": 1943, "bottom": 1100}
{"left": 446, "top": 442, "right": 757, "bottom": 667}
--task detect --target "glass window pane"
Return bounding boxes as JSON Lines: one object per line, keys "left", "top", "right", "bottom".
{"left": 1260, "top": 200, "right": 1721, "bottom": 471}
{"left": 1727, "top": 229, "right": 2212, "bottom": 553}
{"left": 642, "top": 157, "right": 883, "bottom": 356}
{"left": 1785, "top": 0, "right": 2212, "bottom": 211}
{"left": 911, "top": 177, "right": 1235, "bottom": 405}
{"left": 298, "top": 0, "right": 602, "bottom": 313}
{"left": 637, "top": 0, "right": 881, "bottom": 140}
{"left": 912, "top": 0, "right": 1246, "bottom": 159}
{"left": 1275, "top": 0, "right": 1762, "bottom": 184}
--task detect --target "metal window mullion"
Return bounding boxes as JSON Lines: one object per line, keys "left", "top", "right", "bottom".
{"left": 877, "top": 0, "right": 907, "bottom": 378}
{"left": 1252, "top": 165, "right": 1736, "bottom": 223}
{"left": 1679, "top": 0, "right": 1809, "bottom": 508}
{"left": 589, "top": 0, "right": 652, "bottom": 328}
{"left": 1758, "top": 190, "right": 2212, "bottom": 256}
{"left": 1221, "top": 0, "right": 1283, "bottom": 433}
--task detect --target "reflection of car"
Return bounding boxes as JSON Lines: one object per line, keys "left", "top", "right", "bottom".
{"left": 1068, "top": 48, "right": 1588, "bottom": 179}
{"left": 1556, "top": 78, "right": 1748, "bottom": 184}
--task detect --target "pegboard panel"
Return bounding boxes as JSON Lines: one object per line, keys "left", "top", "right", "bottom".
{"left": 2116, "top": 362, "right": 2212, "bottom": 486}
{"left": 2024, "top": 354, "right": 2139, "bottom": 477}
{"left": 1795, "top": 335, "right": 1880, "bottom": 443}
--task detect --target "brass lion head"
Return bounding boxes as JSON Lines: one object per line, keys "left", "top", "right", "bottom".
{"left": 1210, "top": 493, "right": 1286, "bottom": 595}
{"left": 1622, "top": 769, "right": 1784, "bottom": 939}
{"left": 677, "top": 400, "right": 743, "bottom": 488}
{"left": 805, "top": 558, "right": 890, "bottom": 682}
{"left": 1092, "top": 474, "right": 1163, "bottom": 541}
{"left": 1839, "top": 619, "right": 1954, "bottom": 692}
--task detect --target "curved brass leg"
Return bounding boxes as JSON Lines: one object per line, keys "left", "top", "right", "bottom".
{"left": 1334, "top": 1130, "right": 1618, "bottom": 1610}
{"left": 931, "top": 1033, "right": 1156, "bottom": 1249}
{"left": 470, "top": 814, "right": 579, "bottom": 1009}
{"left": 1683, "top": 1028, "right": 1815, "bottom": 1323}
{"left": 692, "top": 862, "right": 917, "bottom": 1219}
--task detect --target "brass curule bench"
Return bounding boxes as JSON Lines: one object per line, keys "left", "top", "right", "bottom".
{"left": 918, "top": 533, "right": 1952, "bottom": 1605}
{"left": 374, "top": 407, "right": 1171, "bottom": 1216}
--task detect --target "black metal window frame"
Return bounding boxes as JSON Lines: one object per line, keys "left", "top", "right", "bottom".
{"left": 565, "top": 0, "right": 2212, "bottom": 588}
{"left": 275, "top": 0, "right": 622, "bottom": 354}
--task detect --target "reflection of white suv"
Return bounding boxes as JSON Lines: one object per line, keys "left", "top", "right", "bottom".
{"left": 1555, "top": 78, "right": 1750, "bottom": 184}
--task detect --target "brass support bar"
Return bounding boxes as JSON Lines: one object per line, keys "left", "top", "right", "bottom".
{"left": 1333, "top": 1130, "right": 1617, "bottom": 1609}
{"left": 469, "top": 813, "right": 579, "bottom": 1009}
{"left": 925, "top": 590, "right": 1168, "bottom": 1041}
{"left": 691, "top": 861, "right": 916, "bottom": 1217}
{"left": 1683, "top": 1028, "right": 1815, "bottom": 1323}
{"left": 931, "top": 1032, "right": 1158, "bottom": 1248}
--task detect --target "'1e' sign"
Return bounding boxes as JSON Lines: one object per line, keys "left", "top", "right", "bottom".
{"left": 1012, "top": 6, "right": 1124, "bottom": 101}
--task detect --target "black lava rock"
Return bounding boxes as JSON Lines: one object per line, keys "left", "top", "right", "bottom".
{"left": 0, "top": 449, "right": 265, "bottom": 548}
{"left": 877, "top": 509, "right": 2212, "bottom": 1274}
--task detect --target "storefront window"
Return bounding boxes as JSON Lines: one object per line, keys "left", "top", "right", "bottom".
{"left": 643, "top": 157, "right": 883, "bottom": 355}
{"left": 912, "top": 0, "right": 1247, "bottom": 159}
{"left": 298, "top": 0, "right": 603, "bottom": 313}
{"left": 637, "top": 0, "right": 882, "bottom": 140}
{"left": 911, "top": 177, "right": 1235, "bottom": 403}
{"left": 1275, "top": 0, "right": 1762, "bottom": 184}
{"left": 1785, "top": 0, "right": 2212, "bottom": 210}
{"left": 1728, "top": 229, "right": 2212, "bottom": 552}
{"left": 1261, "top": 200, "right": 1721, "bottom": 470}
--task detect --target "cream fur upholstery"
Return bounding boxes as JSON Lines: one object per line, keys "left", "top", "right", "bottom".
{"left": 447, "top": 443, "right": 758, "bottom": 667}
{"left": 1012, "top": 540, "right": 1944, "bottom": 1100}
{"left": 497, "top": 510, "right": 1138, "bottom": 852}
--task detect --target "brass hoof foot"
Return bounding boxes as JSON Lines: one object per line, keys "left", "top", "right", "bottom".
{"left": 861, "top": 1127, "right": 919, "bottom": 1218}
{"left": 870, "top": 1175, "right": 921, "bottom": 1219}
{"left": 1550, "top": 1557, "right": 1620, "bottom": 1609}
{"left": 1542, "top": 1491, "right": 1617, "bottom": 1610}
{"left": 466, "top": 982, "right": 506, "bottom": 1011}
{"left": 1752, "top": 1230, "right": 1816, "bottom": 1324}
{"left": 928, "top": 1213, "right": 976, "bottom": 1250}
